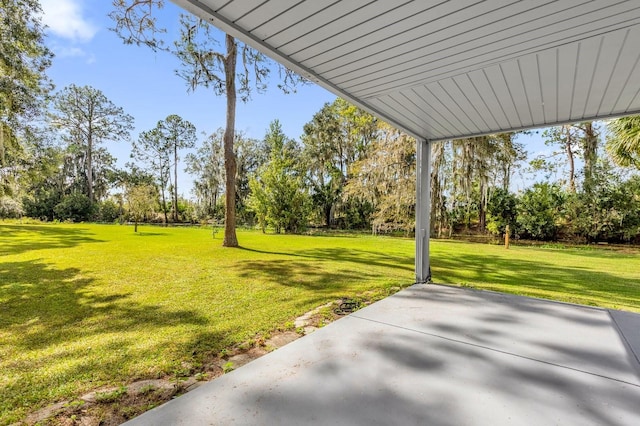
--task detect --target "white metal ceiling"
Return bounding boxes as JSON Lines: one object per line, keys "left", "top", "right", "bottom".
{"left": 172, "top": 0, "right": 640, "bottom": 141}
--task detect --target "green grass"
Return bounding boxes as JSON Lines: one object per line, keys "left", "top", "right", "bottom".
{"left": 431, "top": 241, "right": 640, "bottom": 311}
{"left": 1, "top": 223, "right": 639, "bottom": 424}
{"left": 0, "top": 223, "right": 413, "bottom": 424}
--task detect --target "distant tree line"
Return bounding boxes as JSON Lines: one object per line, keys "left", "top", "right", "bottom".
{"left": 3, "top": 82, "right": 640, "bottom": 243}
{"left": 184, "top": 100, "right": 640, "bottom": 244}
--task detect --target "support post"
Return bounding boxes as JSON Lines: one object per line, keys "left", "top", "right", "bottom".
{"left": 415, "top": 138, "right": 431, "bottom": 283}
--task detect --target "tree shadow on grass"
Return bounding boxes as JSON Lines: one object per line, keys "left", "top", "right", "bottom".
{"left": 239, "top": 246, "right": 414, "bottom": 272}
{"left": 0, "top": 224, "right": 105, "bottom": 256}
{"left": 233, "top": 246, "right": 413, "bottom": 311}
{"left": 511, "top": 241, "right": 640, "bottom": 258}
{"left": 1, "top": 259, "right": 212, "bottom": 347}
{"left": 0, "top": 258, "right": 229, "bottom": 423}
{"left": 235, "top": 245, "right": 413, "bottom": 299}
{"left": 233, "top": 258, "right": 376, "bottom": 293}
{"left": 132, "top": 231, "right": 170, "bottom": 237}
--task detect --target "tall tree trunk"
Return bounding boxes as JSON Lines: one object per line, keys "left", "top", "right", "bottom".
{"left": 581, "top": 122, "right": 598, "bottom": 194}
{"left": 564, "top": 126, "right": 576, "bottom": 192}
{"left": 478, "top": 180, "right": 487, "bottom": 232}
{"left": 160, "top": 159, "right": 168, "bottom": 225}
{"left": 430, "top": 142, "right": 444, "bottom": 237}
{"left": 160, "top": 183, "right": 168, "bottom": 225}
{"left": 566, "top": 145, "right": 575, "bottom": 192}
{"left": 223, "top": 34, "right": 239, "bottom": 247}
{"left": 173, "top": 144, "right": 179, "bottom": 222}
{"left": 0, "top": 123, "right": 5, "bottom": 166}
{"left": 325, "top": 204, "right": 331, "bottom": 228}
{"left": 503, "top": 164, "right": 511, "bottom": 191}
{"left": 87, "top": 133, "right": 93, "bottom": 202}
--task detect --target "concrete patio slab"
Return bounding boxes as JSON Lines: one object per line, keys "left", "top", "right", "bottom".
{"left": 126, "top": 285, "right": 640, "bottom": 426}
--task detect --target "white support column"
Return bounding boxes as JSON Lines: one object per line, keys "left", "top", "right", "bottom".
{"left": 415, "top": 138, "right": 431, "bottom": 283}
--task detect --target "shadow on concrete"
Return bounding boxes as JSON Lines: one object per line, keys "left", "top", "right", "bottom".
{"left": 390, "top": 285, "right": 640, "bottom": 385}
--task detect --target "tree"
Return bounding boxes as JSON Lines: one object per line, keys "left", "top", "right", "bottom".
{"left": 111, "top": 1, "right": 303, "bottom": 247}
{"left": 607, "top": 115, "right": 640, "bottom": 168}
{"left": 302, "top": 102, "right": 344, "bottom": 227}
{"left": 539, "top": 123, "right": 600, "bottom": 194}
{"left": 486, "top": 188, "right": 518, "bottom": 237}
{"left": 50, "top": 85, "right": 134, "bottom": 202}
{"left": 59, "top": 145, "right": 117, "bottom": 202}
{"left": 233, "top": 133, "right": 267, "bottom": 224}
{"left": 493, "top": 133, "right": 526, "bottom": 191}
{"left": 185, "top": 130, "right": 224, "bottom": 219}
{"left": 517, "top": 183, "right": 565, "bottom": 241}
{"left": 302, "top": 98, "right": 376, "bottom": 227}
{"left": 98, "top": 199, "right": 121, "bottom": 222}
{"left": 1, "top": 0, "right": 53, "bottom": 194}
{"left": 131, "top": 128, "right": 171, "bottom": 223}
{"left": 157, "top": 114, "right": 196, "bottom": 221}
{"left": 448, "top": 133, "right": 521, "bottom": 232}
{"left": 430, "top": 140, "right": 451, "bottom": 237}
{"left": 576, "top": 122, "right": 599, "bottom": 193}
{"left": 111, "top": 163, "right": 156, "bottom": 222}
{"left": 20, "top": 139, "right": 65, "bottom": 220}
{"left": 567, "top": 159, "right": 640, "bottom": 243}
{"left": 185, "top": 129, "right": 264, "bottom": 223}
{"left": 126, "top": 183, "right": 157, "bottom": 232}
{"left": 248, "top": 121, "right": 308, "bottom": 233}
{"left": 112, "top": 162, "right": 156, "bottom": 188}
{"left": 455, "top": 137, "right": 493, "bottom": 231}
{"left": 345, "top": 123, "right": 416, "bottom": 235}
{"left": 541, "top": 125, "right": 580, "bottom": 192}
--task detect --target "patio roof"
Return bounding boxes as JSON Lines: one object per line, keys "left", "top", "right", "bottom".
{"left": 171, "top": 0, "right": 640, "bottom": 141}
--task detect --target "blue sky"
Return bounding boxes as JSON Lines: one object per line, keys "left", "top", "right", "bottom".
{"left": 39, "top": 0, "right": 549, "bottom": 196}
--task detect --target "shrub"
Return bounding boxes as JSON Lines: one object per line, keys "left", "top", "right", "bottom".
{"left": 0, "top": 197, "right": 24, "bottom": 219}
{"left": 569, "top": 172, "right": 640, "bottom": 242}
{"left": 486, "top": 189, "right": 518, "bottom": 236}
{"left": 516, "top": 183, "right": 565, "bottom": 240}
{"left": 23, "top": 190, "right": 61, "bottom": 221}
{"left": 98, "top": 200, "right": 121, "bottom": 222}
{"left": 53, "top": 193, "right": 96, "bottom": 222}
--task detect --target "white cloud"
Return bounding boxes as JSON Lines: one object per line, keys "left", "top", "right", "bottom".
{"left": 49, "top": 42, "right": 96, "bottom": 64}
{"left": 56, "top": 46, "right": 86, "bottom": 58}
{"left": 532, "top": 148, "right": 554, "bottom": 159}
{"left": 40, "top": 0, "right": 98, "bottom": 42}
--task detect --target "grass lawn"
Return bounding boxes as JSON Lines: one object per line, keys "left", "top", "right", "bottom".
{"left": 1, "top": 223, "right": 639, "bottom": 424}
